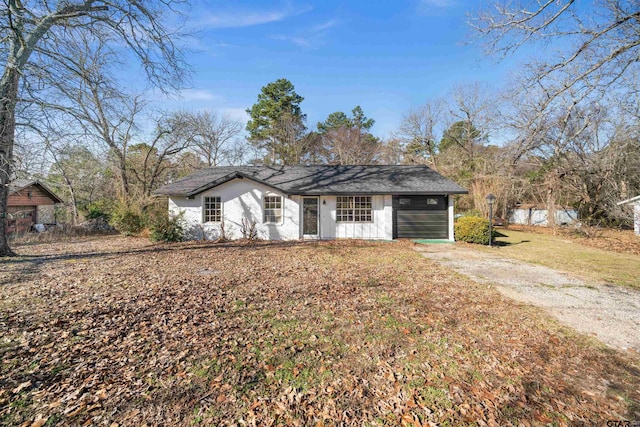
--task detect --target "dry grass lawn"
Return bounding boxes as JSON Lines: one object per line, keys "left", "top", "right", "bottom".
{"left": 482, "top": 228, "right": 640, "bottom": 289}
{"left": 0, "top": 236, "right": 639, "bottom": 426}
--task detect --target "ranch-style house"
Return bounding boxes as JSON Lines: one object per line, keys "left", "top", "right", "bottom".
{"left": 154, "top": 165, "right": 467, "bottom": 241}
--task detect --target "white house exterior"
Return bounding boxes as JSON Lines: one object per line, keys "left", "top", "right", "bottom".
{"left": 617, "top": 195, "right": 640, "bottom": 236}
{"left": 155, "top": 165, "right": 467, "bottom": 241}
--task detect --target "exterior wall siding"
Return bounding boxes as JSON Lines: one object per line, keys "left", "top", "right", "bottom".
{"left": 318, "top": 195, "right": 390, "bottom": 240}
{"left": 168, "top": 180, "right": 461, "bottom": 241}
{"left": 8, "top": 185, "right": 57, "bottom": 206}
{"left": 383, "top": 195, "right": 393, "bottom": 240}
{"left": 634, "top": 203, "right": 640, "bottom": 235}
{"left": 169, "top": 180, "right": 394, "bottom": 240}
{"left": 447, "top": 195, "right": 454, "bottom": 241}
{"left": 169, "top": 178, "right": 300, "bottom": 240}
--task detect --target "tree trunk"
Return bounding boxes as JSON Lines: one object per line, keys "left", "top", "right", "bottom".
{"left": 0, "top": 67, "right": 19, "bottom": 256}
{"left": 546, "top": 181, "right": 557, "bottom": 230}
{"left": 64, "top": 176, "right": 79, "bottom": 225}
{"left": 117, "top": 152, "right": 129, "bottom": 199}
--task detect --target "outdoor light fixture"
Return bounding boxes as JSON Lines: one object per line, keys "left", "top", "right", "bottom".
{"left": 486, "top": 193, "right": 496, "bottom": 247}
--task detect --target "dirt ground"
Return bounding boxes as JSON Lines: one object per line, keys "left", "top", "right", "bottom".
{"left": 415, "top": 243, "right": 640, "bottom": 352}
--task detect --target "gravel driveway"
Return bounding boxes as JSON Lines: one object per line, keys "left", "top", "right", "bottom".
{"left": 415, "top": 243, "right": 640, "bottom": 352}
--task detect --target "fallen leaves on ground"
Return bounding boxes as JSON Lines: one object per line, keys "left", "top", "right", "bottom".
{"left": 0, "top": 236, "right": 638, "bottom": 426}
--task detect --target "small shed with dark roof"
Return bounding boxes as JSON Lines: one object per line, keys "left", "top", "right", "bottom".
{"left": 154, "top": 165, "right": 467, "bottom": 241}
{"left": 6, "top": 179, "right": 63, "bottom": 234}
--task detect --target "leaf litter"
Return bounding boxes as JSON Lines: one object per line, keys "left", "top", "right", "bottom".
{"left": 0, "top": 236, "right": 638, "bottom": 426}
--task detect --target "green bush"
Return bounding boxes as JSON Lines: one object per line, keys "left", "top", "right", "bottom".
{"left": 85, "top": 201, "right": 110, "bottom": 220}
{"left": 150, "top": 211, "right": 185, "bottom": 242}
{"left": 111, "top": 206, "right": 146, "bottom": 236}
{"left": 454, "top": 216, "right": 495, "bottom": 245}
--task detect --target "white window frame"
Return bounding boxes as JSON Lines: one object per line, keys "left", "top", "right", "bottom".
{"left": 336, "top": 196, "right": 373, "bottom": 222}
{"left": 203, "top": 195, "right": 222, "bottom": 223}
{"left": 263, "top": 194, "right": 283, "bottom": 224}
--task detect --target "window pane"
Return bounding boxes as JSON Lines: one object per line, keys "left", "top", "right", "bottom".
{"left": 336, "top": 196, "right": 372, "bottom": 222}
{"left": 204, "top": 196, "right": 221, "bottom": 222}
{"left": 263, "top": 195, "right": 282, "bottom": 223}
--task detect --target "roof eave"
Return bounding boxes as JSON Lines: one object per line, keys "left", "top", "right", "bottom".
{"left": 9, "top": 180, "right": 64, "bottom": 204}
{"left": 184, "top": 172, "right": 288, "bottom": 198}
{"left": 37, "top": 181, "right": 64, "bottom": 204}
{"left": 291, "top": 190, "right": 469, "bottom": 196}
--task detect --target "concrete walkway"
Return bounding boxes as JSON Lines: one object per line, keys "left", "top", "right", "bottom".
{"left": 415, "top": 243, "right": 640, "bottom": 352}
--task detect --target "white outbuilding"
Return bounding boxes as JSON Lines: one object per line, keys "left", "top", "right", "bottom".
{"left": 507, "top": 204, "right": 579, "bottom": 227}
{"left": 617, "top": 195, "right": 640, "bottom": 236}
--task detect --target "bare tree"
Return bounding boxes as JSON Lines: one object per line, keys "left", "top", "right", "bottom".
{"left": 470, "top": 1, "right": 640, "bottom": 105}
{"left": 0, "top": 0, "right": 187, "bottom": 256}
{"left": 190, "top": 111, "right": 244, "bottom": 166}
{"left": 442, "top": 83, "right": 494, "bottom": 158}
{"left": 501, "top": 73, "right": 640, "bottom": 227}
{"left": 34, "top": 31, "right": 149, "bottom": 199}
{"left": 127, "top": 111, "right": 199, "bottom": 199}
{"left": 48, "top": 143, "right": 105, "bottom": 224}
{"left": 378, "top": 137, "right": 404, "bottom": 165}
{"left": 317, "top": 106, "right": 382, "bottom": 165}
{"left": 396, "top": 99, "right": 444, "bottom": 165}
{"left": 436, "top": 83, "right": 501, "bottom": 211}
{"left": 319, "top": 126, "right": 381, "bottom": 165}
{"left": 273, "top": 112, "right": 316, "bottom": 165}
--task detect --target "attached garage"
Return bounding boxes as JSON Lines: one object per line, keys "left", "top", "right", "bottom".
{"left": 393, "top": 195, "right": 449, "bottom": 239}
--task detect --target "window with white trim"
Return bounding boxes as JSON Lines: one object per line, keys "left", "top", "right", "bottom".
{"left": 336, "top": 196, "right": 372, "bottom": 222}
{"left": 263, "top": 195, "right": 283, "bottom": 223}
{"left": 203, "top": 196, "right": 221, "bottom": 222}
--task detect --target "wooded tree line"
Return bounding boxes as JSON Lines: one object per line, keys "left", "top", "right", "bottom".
{"left": 2, "top": 1, "right": 639, "bottom": 256}
{"left": 242, "top": 77, "right": 640, "bottom": 228}
{"left": 21, "top": 73, "right": 640, "bottom": 232}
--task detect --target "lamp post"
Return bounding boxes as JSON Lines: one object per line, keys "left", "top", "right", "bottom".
{"left": 486, "top": 193, "right": 496, "bottom": 247}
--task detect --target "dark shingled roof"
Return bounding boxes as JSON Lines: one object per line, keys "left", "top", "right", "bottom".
{"left": 155, "top": 165, "right": 467, "bottom": 196}
{"left": 154, "top": 165, "right": 467, "bottom": 197}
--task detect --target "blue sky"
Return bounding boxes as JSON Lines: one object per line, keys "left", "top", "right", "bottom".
{"left": 158, "top": 0, "right": 529, "bottom": 138}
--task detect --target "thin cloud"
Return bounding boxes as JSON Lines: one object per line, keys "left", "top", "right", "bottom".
{"left": 201, "top": 5, "right": 312, "bottom": 29}
{"left": 416, "top": 0, "right": 455, "bottom": 16}
{"left": 220, "top": 108, "right": 250, "bottom": 124}
{"left": 271, "top": 34, "right": 312, "bottom": 48}
{"left": 419, "top": 0, "right": 454, "bottom": 8}
{"left": 272, "top": 18, "right": 339, "bottom": 49}
{"left": 180, "top": 89, "right": 219, "bottom": 102}
{"left": 311, "top": 19, "right": 338, "bottom": 32}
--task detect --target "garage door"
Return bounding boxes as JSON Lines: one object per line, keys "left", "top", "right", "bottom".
{"left": 393, "top": 196, "right": 448, "bottom": 239}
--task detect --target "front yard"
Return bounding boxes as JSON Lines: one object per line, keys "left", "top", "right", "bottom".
{"left": 1, "top": 237, "right": 639, "bottom": 425}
